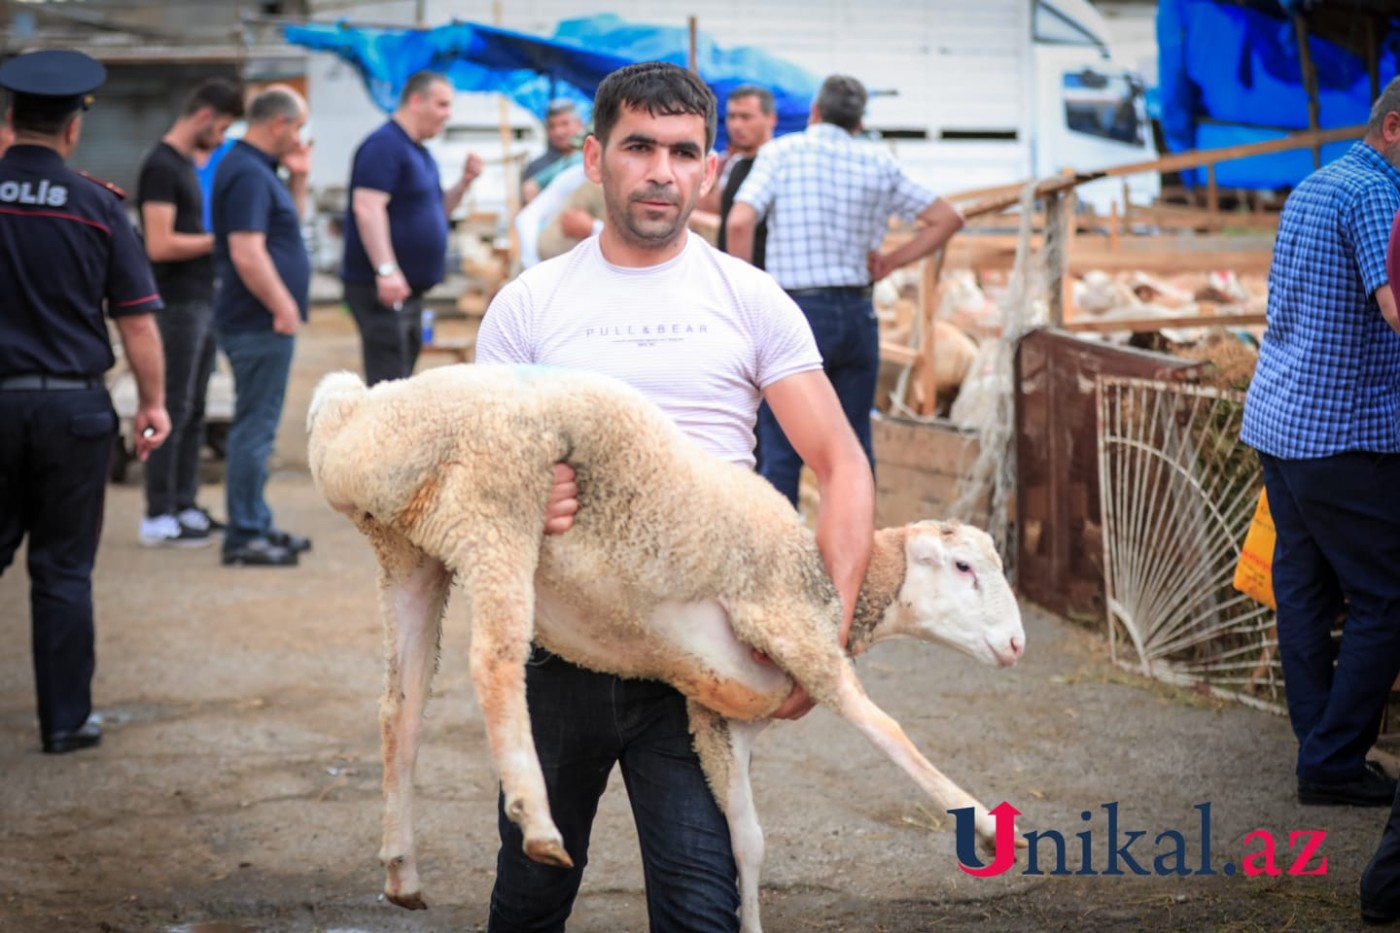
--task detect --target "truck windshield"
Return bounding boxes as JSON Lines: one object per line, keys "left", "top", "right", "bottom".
{"left": 1063, "top": 70, "right": 1144, "bottom": 146}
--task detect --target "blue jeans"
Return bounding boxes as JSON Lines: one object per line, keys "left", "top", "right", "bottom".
{"left": 489, "top": 649, "right": 739, "bottom": 933}
{"left": 757, "top": 288, "right": 878, "bottom": 506}
{"left": 144, "top": 299, "right": 217, "bottom": 516}
{"left": 217, "top": 329, "right": 294, "bottom": 550}
{"left": 0, "top": 385, "right": 114, "bottom": 736}
{"left": 1259, "top": 451, "right": 1400, "bottom": 782}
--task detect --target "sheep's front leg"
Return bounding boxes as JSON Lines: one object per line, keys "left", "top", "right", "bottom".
{"left": 826, "top": 670, "right": 1007, "bottom": 854}
{"left": 370, "top": 525, "right": 452, "bottom": 910}
{"left": 690, "top": 703, "right": 770, "bottom": 933}
{"left": 739, "top": 612, "right": 1011, "bottom": 858}
{"left": 461, "top": 550, "right": 571, "bottom": 869}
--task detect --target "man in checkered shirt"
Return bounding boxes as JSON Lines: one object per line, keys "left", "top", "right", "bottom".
{"left": 726, "top": 74, "right": 964, "bottom": 506}
{"left": 1239, "top": 78, "right": 1400, "bottom": 812}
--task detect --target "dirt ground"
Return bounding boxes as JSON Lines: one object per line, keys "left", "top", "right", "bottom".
{"left": 0, "top": 307, "right": 1392, "bottom": 933}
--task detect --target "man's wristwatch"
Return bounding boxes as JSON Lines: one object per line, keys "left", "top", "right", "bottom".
{"left": 375, "top": 261, "right": 398, "bottom": 277}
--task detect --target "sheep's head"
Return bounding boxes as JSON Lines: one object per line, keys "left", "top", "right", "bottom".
{"left": 877, "top": 520, "right": 1024, "bottom": 668}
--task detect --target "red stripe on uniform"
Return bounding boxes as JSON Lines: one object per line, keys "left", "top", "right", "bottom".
{"left": 115, "top": 293, "right": 160, "bottom": 308}
{"left": 0, "top": 206, "right": 111, "bottom": 236}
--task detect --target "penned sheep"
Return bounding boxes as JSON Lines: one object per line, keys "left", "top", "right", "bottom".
{"left": 307, "top": 364, "right": 1025, "bottom": 932}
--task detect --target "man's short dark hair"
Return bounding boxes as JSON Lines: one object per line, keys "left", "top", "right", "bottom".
{"left": 247, "top": 87, "right": 301, "bottom": 126}
{"left": 727, "top": 85, "right": 775, "bottom": 116}
{"left": 10, "top": 107, "right": 77, "bottom": 137}
{"left": 592, "top": 62, "right": 717, "bottom": 151}
{"left": 815, "top": 74, "right": 867, "bottom": 133}
{"left": 182, "top": 77, "right": 245, "bottom": 119}
{"left": 400, "top": 70, "right": 447, "bottom": 107}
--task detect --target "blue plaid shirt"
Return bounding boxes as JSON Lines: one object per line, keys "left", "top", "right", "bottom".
{"left": 1240, "top": 142, "right": 1400, "bottom": 458}
{"left": 734, "top": 123, "right": 935, "bottom": 289}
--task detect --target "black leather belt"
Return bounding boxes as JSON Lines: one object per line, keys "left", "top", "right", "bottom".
{"left": 785, "top": 285, "right": 874, "bottom": 299}
{"left": 0, "top": 374, "right": 104, "bottom": 391}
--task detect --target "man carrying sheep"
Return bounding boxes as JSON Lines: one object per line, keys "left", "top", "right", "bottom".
{"left": 475, "top": 62, "right": 874, "bottom": 932}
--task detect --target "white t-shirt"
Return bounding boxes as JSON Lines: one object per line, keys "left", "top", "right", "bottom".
{"left": 476, "top": 232, "right": 822, "bottom": 467}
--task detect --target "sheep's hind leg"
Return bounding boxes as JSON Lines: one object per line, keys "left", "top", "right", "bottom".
{"left": 690, "top": 702, "right": 771, "bottom": 933}
{"left": 460, "top": 541, "right": 571, "bottom": 869}
{"left": 368, "top": 520, "right": 452, "bottom": 910}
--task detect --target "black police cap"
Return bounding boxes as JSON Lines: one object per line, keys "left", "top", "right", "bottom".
{"left": 0, "top": 49, "right": 106, "bottom": 120}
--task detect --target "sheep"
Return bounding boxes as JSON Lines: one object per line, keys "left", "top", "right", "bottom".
{"left": 306, "top": 363, "right": 1026, "bottom": 932}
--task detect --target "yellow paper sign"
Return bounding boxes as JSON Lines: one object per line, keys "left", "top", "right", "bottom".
{"left": 1233, "top": 489, "right": 1276, "bottom": 609}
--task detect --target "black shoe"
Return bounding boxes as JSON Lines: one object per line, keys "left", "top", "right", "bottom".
{"left": 222, "top": 536, "right": 298, "bottom": 567}
{"left": 178, "top": 506, "right": 225, "bottom": 535}
{"left": 42, "top": 718, "right": 102, "bottom": 754}
{"left": 1299, "top": 761, "right": 1397, "bottom": 807}
{"left": 267, "top": 529, "right": 311, "bottom": 554}
{"left": 1361, "top": 902, "right": 1400, "bottom": 925}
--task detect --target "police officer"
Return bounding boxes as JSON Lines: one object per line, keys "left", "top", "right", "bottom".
{"left": 0, "top": 50, "right": 170, "bottom": 754}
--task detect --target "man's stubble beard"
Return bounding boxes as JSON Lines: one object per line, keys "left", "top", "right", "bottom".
{"left": 602, "top": 173, "right": 696, "bottom": 251}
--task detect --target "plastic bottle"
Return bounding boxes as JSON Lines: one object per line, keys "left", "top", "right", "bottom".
{"left": 420, "top": 309, "right": 435, "bottom": 346}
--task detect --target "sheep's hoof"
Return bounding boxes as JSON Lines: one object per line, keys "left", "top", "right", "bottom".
{"left": 524, "top": 836, "right": 574, "bottom": 868}
{"left": 387, "top": 890, "right": 428, "bottom": 911}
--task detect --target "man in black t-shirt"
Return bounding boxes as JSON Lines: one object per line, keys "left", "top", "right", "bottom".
{"left": 136, "top": 78, "right": 244, "bottom": 548}
{"left": 714, "top": 86, "right": 776, "bottom": 268}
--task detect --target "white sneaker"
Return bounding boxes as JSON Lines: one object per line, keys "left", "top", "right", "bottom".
{"left": 139, "top": 513, "right": 213, "bottom": 549}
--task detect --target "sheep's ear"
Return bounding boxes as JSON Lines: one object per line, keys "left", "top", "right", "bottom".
{"left": 908, "top": 531, "right": 946, "bottom": 566}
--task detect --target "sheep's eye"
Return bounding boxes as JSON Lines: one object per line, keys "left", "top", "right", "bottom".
{"left": 955, "top": 560, "right": 972, "bottom": 574}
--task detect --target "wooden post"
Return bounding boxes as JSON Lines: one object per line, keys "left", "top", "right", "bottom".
{"left": 1366, "top": 14, "right": 1381, "bottom": 103}
{"left": 917, "top": 251, "right": 945, "bottom": 417}
{"left": 1062, "top": 187, "right": 1077, "bottom": 321}
{"left": 1045, "top": 188, "right": 1071, "bottom": 328}
{"left": 494, "top": 1, "right": 519, "bottom": 263}
{"left": 1108, "top": 199, "right": 1120, "bottom": 254}
{"left": 688, "top": 16, "right": 698, "bottom": 74}
{"left": 1294, "top": 14, "right": 1323, "bottom": 170}
{"left": 1206, "top": 163, "right": 1219, "bottom": 230}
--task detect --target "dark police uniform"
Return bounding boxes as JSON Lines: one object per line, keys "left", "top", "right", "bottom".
{"left": 0, "top": 50, "right": 164, "bottom": 752}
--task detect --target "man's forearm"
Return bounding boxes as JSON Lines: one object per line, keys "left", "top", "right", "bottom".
{"left": 881, "top": 200, "right": 964, "bottom": 272}
{"left": 1376, "top": 284, "right": 1400, "bottom": 336}
{"left": 113, "top": 313, "right": 166, "bottom": 409}
{"left": 233, "top": 247, "right": 298, "bottom": 319}
{"left": 814, "top": 455, "right": 875, "bottom": 645}
{"left": 354, "top": 203, "right": 397, "bottom": 270}
{"left": 287, "top": 172, "right": 309, "bottom": 219}
{"left": 443, "top": 177, "right": 471, "bottom": 217}
{"left": 148, "top": 232, "right": 214, "bottom": 263}
{"left": 726, "top": 203, "right": 758, "bottom": 263}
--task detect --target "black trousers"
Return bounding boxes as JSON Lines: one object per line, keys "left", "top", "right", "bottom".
{"left": 344, "top": 281, "right": 424, "bottom": 386}
{"left": 0, "top": 385, "right": 115, "bottom": 737}
{"left": 1259, "top": 451, "right": 1400, "bottom": 782}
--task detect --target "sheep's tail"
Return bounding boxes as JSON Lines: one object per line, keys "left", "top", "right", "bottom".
{"left": 307, "top": 370, "right": 367, "bottom": 442}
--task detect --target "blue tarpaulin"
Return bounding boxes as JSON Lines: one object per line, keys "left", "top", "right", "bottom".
{"left": 1157, "top": 0, "right": 1400, "bottom": 188}
{"left": 283, "top": 13, "right": 821, "bottom": 150}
